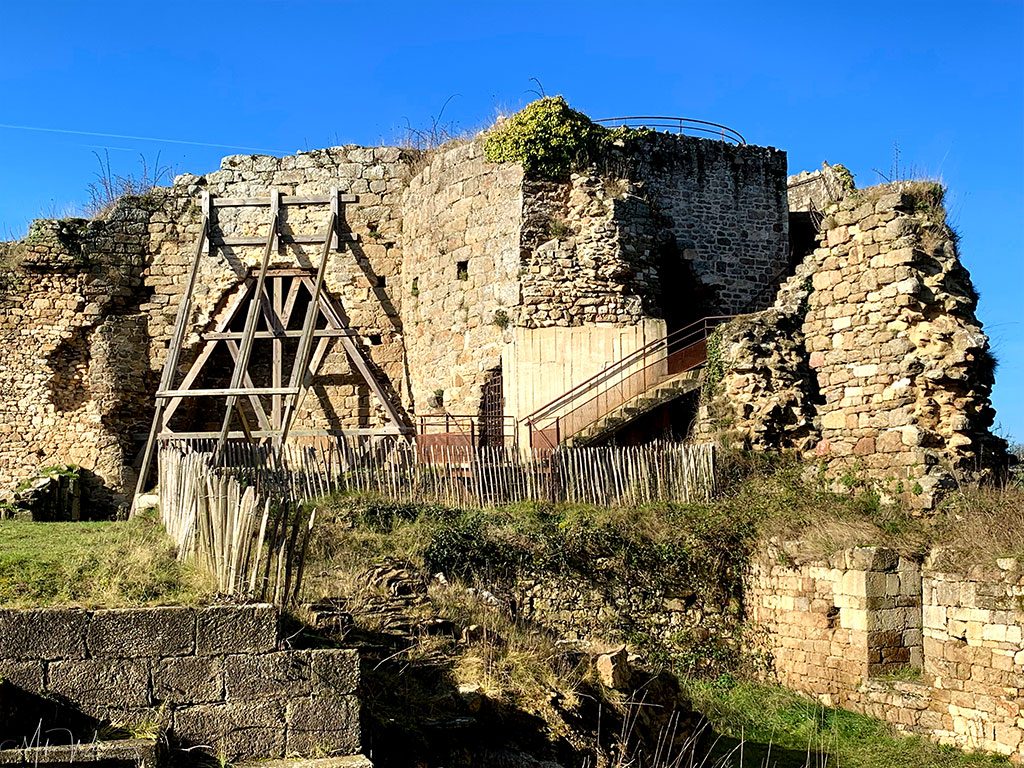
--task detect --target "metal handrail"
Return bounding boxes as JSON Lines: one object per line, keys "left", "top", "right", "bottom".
{"left": 595, "top": 116, "right": 746, "bottom": 145}
{"left": 525, "top": 316, "right": 732, "bottom": 426}
{"left": 525, "top": 316, "right": 733, "bottom": 447}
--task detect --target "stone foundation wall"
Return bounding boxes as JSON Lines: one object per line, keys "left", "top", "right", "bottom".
{"left": 0, "top": 604, "right": 361, "bottom": 762}
{"left": 513, "top": 571, "right": 741, "bottom": 663}
{"left": 749, "top": 545, "right": 1024, "bottom": 761}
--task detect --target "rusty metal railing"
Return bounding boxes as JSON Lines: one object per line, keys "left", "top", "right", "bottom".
{"left": 595, "top": 116, "right": 745, "bottom": 145}
{"left": 525, "top": 316, "right": 733, "bottom": 450}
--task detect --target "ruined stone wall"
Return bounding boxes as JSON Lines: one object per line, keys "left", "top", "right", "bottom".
{"left": 0, "top": 604, "right": 361, "bottom": 762}
{"left": 0, "top": 203, "right": 154, "bottom": 505}
{"left": 149, "top": 147, "right": 413, "bottom": 435}
{"left": 787, "top": 163, "right": 855, "bottom": 213}
{"left": 749, "top": 545, "right": 1024, "bottom": 761}
{"left": 518, "top": 175, "right": 664, "bottom": 327}
{"left": 400, "top": 141, "right": 524, "bottom": 416}
{"left": 699, "top": 182, "right": 1004, "bottom": 508}
{"left": 615, "top": 133, "right": 790, "bottom": 315}
{"left": 806, "top": 184, "right": 1003, "bottom": 505}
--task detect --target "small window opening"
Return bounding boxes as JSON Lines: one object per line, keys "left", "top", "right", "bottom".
{"left": 367, "top": 334, "right": 382, "bottom": 346}
{"left": 456, "top": 261, "right": 469, "bottom": 281}
{"left": 377, "top": 275, "right": 387, "bottom": 288}
{"left": 411, "top": 277, "right": 419, "bottom": 296}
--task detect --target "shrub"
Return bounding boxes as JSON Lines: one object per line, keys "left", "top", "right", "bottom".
{"left": 484, "top": 96, "right": 606, "bottom": 180}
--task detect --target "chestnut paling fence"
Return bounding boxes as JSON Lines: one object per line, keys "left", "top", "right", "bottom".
{"left": 157, "top": 438, "right": 717, "bottom": 601}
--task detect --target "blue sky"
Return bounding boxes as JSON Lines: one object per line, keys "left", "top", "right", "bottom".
{"left": 2, "top": 0, "right": 1022, "bottom": 440}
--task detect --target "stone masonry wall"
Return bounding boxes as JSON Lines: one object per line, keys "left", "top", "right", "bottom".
{"left": 149, "top": 147, "right": 413, "bottom": 435}
{"left": 698, "top": 181, "right": 1005, "bottom": 509}
{"left": 749, "top": 545, "right": 1024, "bottom": 761}
{"left": 0, "top": 203, "right": 154, "bottom": 506}
{"left": 400, "top": 141, "right": 524, "bottom": 416}
{"left": 0, "top": 604, "right": 361, "bottom": 762}
{"left": 614, "top": 133, "right": 790, "bottom": 315}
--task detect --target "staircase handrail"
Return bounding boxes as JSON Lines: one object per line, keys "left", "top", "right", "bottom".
{"left": 524, "top": 315, "right": 733, "bottom": 429}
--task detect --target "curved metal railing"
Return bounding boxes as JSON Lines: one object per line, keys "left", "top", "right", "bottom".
{"left": 525, "top": 316, "right": 734, "bottom": 449}
{"left": 595, "top": 116, "right": 746, "bottom": 145}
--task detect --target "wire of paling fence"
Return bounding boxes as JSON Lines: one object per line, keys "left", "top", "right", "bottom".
{"left": 157, "top": 438, "right": 717, "bottom": 602}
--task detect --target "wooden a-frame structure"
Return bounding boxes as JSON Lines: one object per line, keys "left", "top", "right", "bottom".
{"left": 133, "top": 188, "right": 410, "bottom": 507}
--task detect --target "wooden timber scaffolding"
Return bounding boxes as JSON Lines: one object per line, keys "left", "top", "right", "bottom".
{"left": 133, "top": 188, "right": 411, "bottom": 510}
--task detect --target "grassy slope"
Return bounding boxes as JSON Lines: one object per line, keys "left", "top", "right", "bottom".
{"left": 305, "top": 454, "right": 1023, "bottom": 767}
{"left": 0, "top": 510, "right": 210, "bottom": 607}
{"left": 688, "top": 677, "right": 1011, "bottom": 768}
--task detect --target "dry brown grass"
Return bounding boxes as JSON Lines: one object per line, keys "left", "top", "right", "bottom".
{"left": 931, "top": 481, "right": 1024, "bottom": 567}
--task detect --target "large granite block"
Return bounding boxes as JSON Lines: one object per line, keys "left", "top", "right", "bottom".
{"left": 87, "top": 607, "right": 196, "bottom": 658}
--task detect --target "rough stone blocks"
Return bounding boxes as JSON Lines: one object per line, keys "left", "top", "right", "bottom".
{"left": 196, "top": 603, "right": 277, "bottom": 655}
{"left": 87, "top": 606, "right": 196, "bottom": 657}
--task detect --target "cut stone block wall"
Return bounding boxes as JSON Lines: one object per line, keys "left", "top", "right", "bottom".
{"left": 400, "top": 141, "right": 524, "bottom": 416}
{"left": 749, "top": 545, "right": 1023, "bottom": 761}
{"left": 0, "top": 604, "right": 361, "bottom": 763}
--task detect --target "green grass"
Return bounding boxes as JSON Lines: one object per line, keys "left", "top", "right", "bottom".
{"left": 686, "top": 676, "right": 1012, "bottom": 768}
{"left": 0, "top": 510, "right": 211, "bottom": 607}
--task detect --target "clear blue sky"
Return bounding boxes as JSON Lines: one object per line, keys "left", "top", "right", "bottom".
{"left": 2, "top": 0, "right": 1022, "bottom": 440}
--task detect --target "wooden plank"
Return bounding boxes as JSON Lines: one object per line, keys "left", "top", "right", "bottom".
{"left": 131, "top": 194, "right": 210, "bottom": 511}
{"left": 214, "top": 190, "right": 280, "bottom": 461}
{"left": 272, "top": 276, "right": 283, "bottom": 431}
{"left": 203, "top": 328, "right": 355, "bottom": 340}
{"left": 212, "top": 194, "right": 358, "bottom": 207}
{"left": 279, "top": 202, "right": 337, "bottom": 444}
{"left": 159, "top": 387, "right": 300, "bottom": 398}
{"left": 213, "top": 233, "right": 358, "bottom": 247}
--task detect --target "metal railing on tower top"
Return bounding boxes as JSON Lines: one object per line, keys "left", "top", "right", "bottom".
{"left": 595, "top": 117, "right": 746, "bottom": 145}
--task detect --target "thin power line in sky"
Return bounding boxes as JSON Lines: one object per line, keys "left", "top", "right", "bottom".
{"left": 0, "top": 122, "right": 288, "bottom": 155}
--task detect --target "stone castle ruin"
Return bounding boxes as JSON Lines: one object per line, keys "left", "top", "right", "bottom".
{"left": 0, "top": 98, "right": 1006, "bottom": 511}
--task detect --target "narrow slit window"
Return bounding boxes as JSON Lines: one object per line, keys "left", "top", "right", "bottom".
{"left": 456, "top": 261, "right": 469, "bottom": 281}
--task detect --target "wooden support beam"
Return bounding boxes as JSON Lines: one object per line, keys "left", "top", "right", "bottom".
{"left": 279, "top": 198, "right": 338, "bottom": 445}
{"left": 213, "top": 190, "right": 280, "bottom": 462}
{"left": 159, "top": 387, "right": 301, "bottom": 398}
{"left": 213, "top": 233, "right": 358, "bottom": 247}
{"left": 203, "top": 328, "right": 355, "bottom": 340}
{"left": 131, "top": 193, "right": 211, "bottom": 511}
{"left": 211, "top": 194, "right": 358, "bottom": 207}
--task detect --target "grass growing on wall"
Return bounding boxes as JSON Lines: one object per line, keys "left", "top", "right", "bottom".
{"left": 0, "top": 509, "right": 211, "bottom": 607}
